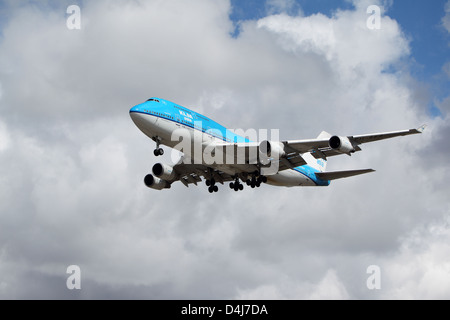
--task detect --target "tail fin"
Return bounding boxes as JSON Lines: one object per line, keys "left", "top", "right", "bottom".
{"left": 317, "top": 131, "right": 332, "bottom": 140}
{"left": 309, "top": 131, "right": 331, "bottom": 172}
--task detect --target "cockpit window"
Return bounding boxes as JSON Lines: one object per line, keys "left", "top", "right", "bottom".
{"left": 147, "top": 98, "right": 160, "bottom": 103}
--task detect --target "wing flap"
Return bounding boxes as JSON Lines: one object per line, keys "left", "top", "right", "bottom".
{"left": 315, "top": 169, "right": 375, "bottom": 181}
{"left": 283, "top": 139, "right": 330, "bottom": 154}
{"left": 172, "top": 163, "right": 236, "bottom": 187}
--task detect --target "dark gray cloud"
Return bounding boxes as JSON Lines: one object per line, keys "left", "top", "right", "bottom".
{"left": 0, "top": 0, "right": 448, "bottom": 299}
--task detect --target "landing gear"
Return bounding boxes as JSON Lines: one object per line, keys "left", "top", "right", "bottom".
{"left": 245, "top": 173, "right": 267, "bottom": 189}
{"left": 230, "top": 177, "right": 244, "bottom": 192}
{"left": 208, "top": 185, "right": 219, "bottom": 193}
{"left": 206, "top": 178, "right": 219, "bottom": 193}
{"left": 152, "top": 137, "right": 164, "bottom": 157}
{"left": 206, "top": 173, "right": 267, "bottom": 193}
{"left": 205, "top": 178, "right": 215, "bottom": 187}
{"left": 153, "top": 148, "right": 164, "bottom": 156}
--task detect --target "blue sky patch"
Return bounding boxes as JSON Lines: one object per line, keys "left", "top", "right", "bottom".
{"left": 230, "top": 0, "right": 449, "bottom": 117}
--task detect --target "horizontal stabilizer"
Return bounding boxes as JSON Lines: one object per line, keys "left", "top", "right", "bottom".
{"left": 315, "top": 169, "right": 375, "bottom": 181}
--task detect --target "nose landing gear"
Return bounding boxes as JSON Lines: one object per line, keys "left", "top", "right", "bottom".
{"left": 152, "top": 137, "right": 164, "bottom": 157}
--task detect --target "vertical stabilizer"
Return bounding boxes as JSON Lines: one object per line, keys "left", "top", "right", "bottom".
{"left": 303, "top": 131, "right": 331, "bottom": 173}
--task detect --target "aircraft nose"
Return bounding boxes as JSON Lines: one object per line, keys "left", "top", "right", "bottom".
{"left": 129, "top": 104, "right": 145, "bottom": 125}
{"left": 129, "top": 103, "right": 157, "bottom": 131}
{"left": 130, "top": 104, "right": 143, "bottom": 114}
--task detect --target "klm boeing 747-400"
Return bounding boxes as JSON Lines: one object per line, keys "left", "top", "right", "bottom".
{"left": 130, "top": 98, "right": 425, "bottom": 193}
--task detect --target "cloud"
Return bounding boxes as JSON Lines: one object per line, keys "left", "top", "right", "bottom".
{"left": 235, "top": 269, "right": 349, "bottom": 300}
{"left": 381, "top": 216, "right": 450, "bottom": 299}
{"left": 443, "top": 1, "right": 450, "bottom": 34}
{"left": 0, "top": 120, "right": 10, "bottom": 152}
{"left": 0, "top": 0, "right": 447, "bottom": 299}
{"left": 265, "top": 0, "right": 300, "bottom": 16}
{"left": 444, "top": 62, "right": 450, "bottom": 79}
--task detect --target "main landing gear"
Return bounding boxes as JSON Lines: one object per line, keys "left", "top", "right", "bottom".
{"left": 245, "top": 174, "right": 267, "bottom": 189}
{"left": 229, "top": 178, "right": 244, "bottom": 192}
{"left": 229, "top": 173, "right": 268, "bottom": 192}
{"left": 205, "top": 172, "right": 268, "bottom": 194}
{"left": 152, "top": 137, "right": 164, "bottom": 157}
{"left": 206, "top": 178, "right": 219, "bottom": 193}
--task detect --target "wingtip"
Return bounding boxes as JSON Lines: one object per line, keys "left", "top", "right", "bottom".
{"left": 417, "top": 124, "right": 427, "bottom": 133}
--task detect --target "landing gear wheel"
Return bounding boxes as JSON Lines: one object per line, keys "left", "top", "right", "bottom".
{"left": 206, "top": 180, "right": 211, "bottom": 187}
{"left": 152, "top": 137, "right": 164, "bottom": 157}
{"left": 239, "top": 184, "right": 244, "bottom": 191}
{"left": 230, "top": 182, "right": 235, "bottom": 189}
{"left": 213, "top": 186, "right": 219, "bottom": 193}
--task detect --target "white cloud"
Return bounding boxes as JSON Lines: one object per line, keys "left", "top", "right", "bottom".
{"left": 235, "top": 270, "right": 349, "bottom": 300}
{"left": 443, "top": 1, "right": 450, "bottom": 34}
{"left": 381, "top": 215, "right": 450, "bottom": 299}
{"left": 0, "top": 0, "right": 446, "bottom": 299}
{"left": 265, "top": 0, "right": 300, "bottom": 15}
{"left": 309, "top": 269, "right": 350, "bottom": 300}
{"left": 257, "top": 8, "right": 409, "bottom": 83}
{"left": 444, "top": 62, "right": 450, "bottom": 79}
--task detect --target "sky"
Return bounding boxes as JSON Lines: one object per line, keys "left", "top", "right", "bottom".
{"left": 0, "top": 0, "right": 449, "bottom": 300}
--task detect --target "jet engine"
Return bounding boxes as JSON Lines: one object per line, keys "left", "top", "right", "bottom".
{"left": 144, "top": 174, "right": 170, "bottom": 190}
{"left": 259, "top": 141, "right": 286, "bottom": 159}
{"left": 152, "top": 163, "right": 176, "bottom": 181}
{"left": 329, "top": 136, "right": 355, "bottom": 155}
{"left": 258, "top": 141, "right": 286, "bottom": 167}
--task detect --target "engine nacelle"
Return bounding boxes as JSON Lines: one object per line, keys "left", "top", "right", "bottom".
{"left": 144, "top": 174, "right": 170, "bottom": 190}
{"left": 259, "top": 141, "right": 286, "bottom": 166}
{"left": 329, "top": 136, "right": 355, "bottom": 154}
{"left": 152, "top": 163, "right": 176, "bottom": 181}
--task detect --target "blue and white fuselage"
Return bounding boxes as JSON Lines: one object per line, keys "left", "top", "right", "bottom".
{"left": 130, "top": 97, "right": 424, "bottom": 192}
{"left": 130, "top": 98, "right": 328, "bottom": 189}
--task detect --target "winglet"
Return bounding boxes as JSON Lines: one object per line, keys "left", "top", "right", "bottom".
{"left": 416, "top": 124, "right": 427, "bottom": 133}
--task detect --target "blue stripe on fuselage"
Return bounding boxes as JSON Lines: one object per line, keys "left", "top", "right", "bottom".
{"left": 292, "top": 166, "right": 330, "bottom": 186}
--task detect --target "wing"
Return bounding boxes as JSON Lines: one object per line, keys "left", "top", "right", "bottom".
{"left": 171, "top": 163, "right": 235, "bottom": 188}
{"left": 169, "top": 125, "right": 426, "bottom": 186}
{"left": 284, "top": 125, "right": 426, "bottom": 160}
{"left": 351, "top": 125, "right": 427, "bottom": 144}
{"left": 209, "top": 125, "right": 425, "bottom": 173}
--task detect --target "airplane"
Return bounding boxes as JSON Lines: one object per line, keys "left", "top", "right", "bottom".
{"left": 130, "top": 97, "right": 426, "bottom": 193}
